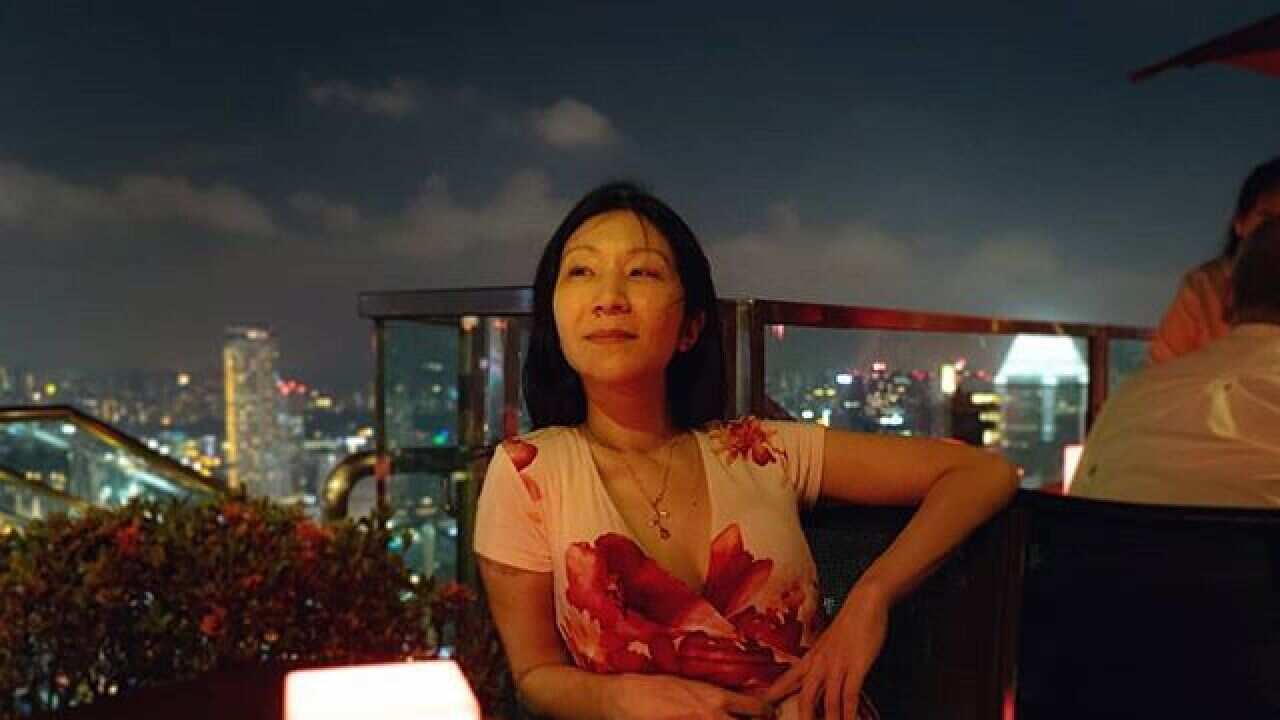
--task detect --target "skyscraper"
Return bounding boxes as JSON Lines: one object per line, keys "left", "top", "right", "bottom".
{"left": 223, "top": 326, "right": 289, "bottom": 498}
{"left": 995, "top": 334, "right": 1089, "bottom": 487}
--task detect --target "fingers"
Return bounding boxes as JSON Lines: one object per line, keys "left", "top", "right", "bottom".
{"left": 763, "top": 657, "right": 806, "bottom": 703}
{"left": 797, "top": 675, "right": 820, "bottom": 720}
{"left": 823, "top": 669, "right": 845, "bottom": 720}
{"left": 840, "top": 662, "right": 870, "bottom": 720}
{"left": 721, "top": 689, "right": 775, "bottom": 718}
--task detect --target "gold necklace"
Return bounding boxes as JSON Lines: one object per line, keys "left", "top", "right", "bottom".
{"left": 584, "top": 426, "right": 678, "bottom": 541}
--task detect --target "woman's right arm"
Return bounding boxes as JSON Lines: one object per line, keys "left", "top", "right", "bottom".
{"left": 478, "top": 555, "right": 615, "bottom": 719}
{"left": 477, "top": 556, "right": 774, "bottom": 720}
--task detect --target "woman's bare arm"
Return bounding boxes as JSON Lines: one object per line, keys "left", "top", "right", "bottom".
{"left": 478, "top": 555, "right": 616, "bottom": 719}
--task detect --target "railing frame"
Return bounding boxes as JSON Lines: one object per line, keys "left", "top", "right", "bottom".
{"left": 332, "top": 286, "right": 1153, "bottom": 587}
{"left": 0, "top": 404, "right": 229, "bottom": 499}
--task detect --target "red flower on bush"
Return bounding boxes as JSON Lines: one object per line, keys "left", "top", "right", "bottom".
{"left": 431, "top": 581, "right": 476, "bottom": 618}
{"left": 709, "top": 417, "right": 787, "bottom": 467}
{"left": 113, "top": 520, "right": 143, "bottom": 557}
{"left": 561, "top": 524, "right": 814, "bottom": 690}
{"left": 199, "top": 606, "right": 227, "bottom": 637}
{"left": 294, "top": 520, "right": 334, "bottom": 546}
{"left": 220, "top": 501, "right": 250, "bottom": 524}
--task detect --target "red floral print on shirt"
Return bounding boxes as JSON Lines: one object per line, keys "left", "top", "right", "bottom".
{"left": 560, "top": 524, "right": 815, "bottom": 691}
{"left": 502, "top": 437, "right": 543, "bottom": 502}
{"left": 708, "top": 416, "right": 787, "bottom": 467}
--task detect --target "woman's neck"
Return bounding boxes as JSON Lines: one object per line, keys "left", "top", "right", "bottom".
{"left": 580, "top": 377, "right": 677, "bottom": 452}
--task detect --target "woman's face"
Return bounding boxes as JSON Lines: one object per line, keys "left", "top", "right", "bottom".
{"left": 553, "top": 210, "right": 702, "bottom": 390}
{"left": 1235, "top": 188, "right": 1280, "bottom": 246}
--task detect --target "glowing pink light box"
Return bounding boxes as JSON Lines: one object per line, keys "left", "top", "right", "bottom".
{"left": 284, "top": 661, "right": 480, "bottom": 720}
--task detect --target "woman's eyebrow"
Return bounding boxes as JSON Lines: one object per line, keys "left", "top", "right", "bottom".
{"left": 561, "top": 244, "right": 599, "bottom": 259}
{"left": 628, "top": 247, "right": 673, "bottom": 266}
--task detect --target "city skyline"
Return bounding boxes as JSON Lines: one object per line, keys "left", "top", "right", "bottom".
{"left": 3, "top": 3, "right": 1279, "bottom": 390}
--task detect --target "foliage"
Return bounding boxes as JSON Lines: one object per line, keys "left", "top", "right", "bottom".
{"left": 0, "top": 498, "right": 506, "bottom": 717}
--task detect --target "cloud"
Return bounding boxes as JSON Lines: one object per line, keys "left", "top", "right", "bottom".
{"left": 306, "top": 77, "right": 420, "bottom": 118}
{"left": 710, "top": 205, "right": 1169, "bottom": 326}
{"left": 116, "top": 176, "right": 277, "bottom": 237}
{"left": 0, "top": 162, "right": 277, "bottom": 239}
{"left": 289, "top": 192, "right": 364, "bottom": 233}
{"left": 710, "top": 202, "right": 915, "bottom": 304}
{"left": 531, "top": 98, "right": 620, "bottom": 148}
{"left": 375, "top": 170, "right": 563, "bottom": 281}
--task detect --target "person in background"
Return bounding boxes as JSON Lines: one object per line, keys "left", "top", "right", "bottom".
{"left": 474, "top": 182, "right": 1018, "bottom": 720}
{"left": 1151, "top": 155, "right": 1280, "bottom": 364}
{"left": 1073, "top": 218, "right": 1280, "bottom": 507}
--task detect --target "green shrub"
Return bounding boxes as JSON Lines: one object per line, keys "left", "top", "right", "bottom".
{"left": 0, "top": 498, "right": 505, "bottom": 717}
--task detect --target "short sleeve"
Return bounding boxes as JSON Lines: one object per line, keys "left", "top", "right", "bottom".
{"left": 1150, "top": 276, "right": 1205, "bottom": 364}
{"left": 473, "top": 443, "right": 552, "bottom": 573}
{"left": 1151, "top": 264, "right": 1229, "bottom": 365}
{"left": 763, "top": 420, "right": 825, "bottom": 509}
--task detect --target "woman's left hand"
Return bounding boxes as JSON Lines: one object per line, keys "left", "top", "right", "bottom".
{"left": 762, "top": 582, "right": 889, "bottom": 720}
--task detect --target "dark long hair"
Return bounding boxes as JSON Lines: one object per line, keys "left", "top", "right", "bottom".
{"left": 523, "top": 181, "right": 726, "bottom": 430}
{"left": 1221, "top": 155, "right": 1280, "bottom": 259}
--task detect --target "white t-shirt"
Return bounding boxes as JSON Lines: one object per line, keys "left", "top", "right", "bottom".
{"left": 1071, "top": 323, "right": 1280, "bottom": 507}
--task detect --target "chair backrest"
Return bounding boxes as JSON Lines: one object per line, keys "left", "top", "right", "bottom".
{"left": 1015, "top": 492, "right": 1280, "bottom": 718}
{"left": 802, "top": 502, "right": 1024, "bottom": 720}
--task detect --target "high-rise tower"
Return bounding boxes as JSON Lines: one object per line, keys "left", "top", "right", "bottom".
{"left": 223, "top": 326, "right": 289, "bottom": 498}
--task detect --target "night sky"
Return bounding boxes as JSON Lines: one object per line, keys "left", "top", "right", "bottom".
{"left": 3, "top": 2, "right": 1278, "bottom": 390}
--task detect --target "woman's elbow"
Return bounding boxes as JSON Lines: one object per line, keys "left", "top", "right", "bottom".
{"left": 984, "top": 453, "right": 1020, "bottom": 501}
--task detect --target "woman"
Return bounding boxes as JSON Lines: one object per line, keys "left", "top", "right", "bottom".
{"left": 1151, "top": 156, "right": 1280, "bottom": 364}
{"left": 474, "top": 182, "right": 1018, "bottom": 720}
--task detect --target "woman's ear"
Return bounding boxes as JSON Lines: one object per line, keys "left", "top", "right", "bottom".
{"left": 678, "top": 310, "right": 706, "bottom": 352}
{"left": 1232, "top": 218, "right": 1249, "bottom": 249}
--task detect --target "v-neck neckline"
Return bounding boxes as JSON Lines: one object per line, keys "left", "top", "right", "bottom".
{"left": 573, "top": 425, "right": 717, "bottom": 594}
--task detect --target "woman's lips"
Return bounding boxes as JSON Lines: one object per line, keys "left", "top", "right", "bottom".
{"left": 585, "top": 330, "right": 637, "bottom": 342}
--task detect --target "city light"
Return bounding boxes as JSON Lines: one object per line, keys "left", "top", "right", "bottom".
{"left": 940, "top": 364, "right": 957, "bottom": 395}
{"left": 177, "top": 373, "right": 191, "bottom": 387}
{"left": 1062, "top": 444, "right": 1084, "bottom": 492}
{"left": 836, "top": 373, "right": 853, "bottom": 385}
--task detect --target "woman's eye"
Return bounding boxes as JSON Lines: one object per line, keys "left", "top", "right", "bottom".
{"left": 629, "top": 267, "right": 662, "bottom": 279}
{"left": 565, "top": 266, "right": 592, "bottom": 277}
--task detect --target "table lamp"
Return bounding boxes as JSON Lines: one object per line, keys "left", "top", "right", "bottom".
{"left": 284, "top": 660, "right": 480, "bottom": 719}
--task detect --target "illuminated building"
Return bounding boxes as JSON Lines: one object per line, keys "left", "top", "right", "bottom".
{"left": 223, "top": 326, "right": 289, "bottom": 498}
{"left": 995, "top": 334, "right": 1089, "bottom": 487}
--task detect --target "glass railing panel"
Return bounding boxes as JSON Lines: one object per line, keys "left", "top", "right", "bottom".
{"left": 385, "top": 320, "right": 460, "bottom": 451}
{"left": 764, "top": 326, "right": 1089, "bottom": 490}
{"left": 339, "top": 463, "right": 461, "bottom": 583}
{"left": 379, "top": 313, "right": 529, "bottom": 585}
{"left": 483, "top": 316, "right": 532, "bottom": 444}
{"left": 1107, "top": 338, "right": 1151, "bottom": 394}
{"left": 0, "top": 418, "right": 217, "bottom": 506}
{"left": 0, "top": 475, "right": 85, "bottom": 523}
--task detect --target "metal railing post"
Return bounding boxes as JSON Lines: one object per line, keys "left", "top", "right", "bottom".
{"left": 1086, "top": 330, "right": 1110, "bottom": 433}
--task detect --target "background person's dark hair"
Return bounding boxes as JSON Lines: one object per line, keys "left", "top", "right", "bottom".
{"left": 524, "top": 181, "right": 727, "bottom": 430}
{"left": 1222, "top": 155, "right": 1280, "bottom": 258}
{"left": 1231, "top": 217, "right": 1280, "bottom": 318}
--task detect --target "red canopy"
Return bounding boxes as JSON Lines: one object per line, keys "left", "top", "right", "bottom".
{"left": 1130, "top": 12, "right": 1280, "bottom": 83}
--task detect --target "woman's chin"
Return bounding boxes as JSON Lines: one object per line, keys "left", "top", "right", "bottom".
{"left": 575, "top": 364, "right": 665, "bottom": 390}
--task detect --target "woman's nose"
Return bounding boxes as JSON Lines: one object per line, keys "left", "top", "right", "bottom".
{"left": 592, "top": 275, "right": 630, "bottom": 316}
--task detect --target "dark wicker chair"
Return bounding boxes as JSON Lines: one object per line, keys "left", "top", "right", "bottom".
{"left": 802, "top": 501, "right": 1024, "bottom": 720}
{"left": 1015, "top": 492, "right": 1280, "bottom": 719}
